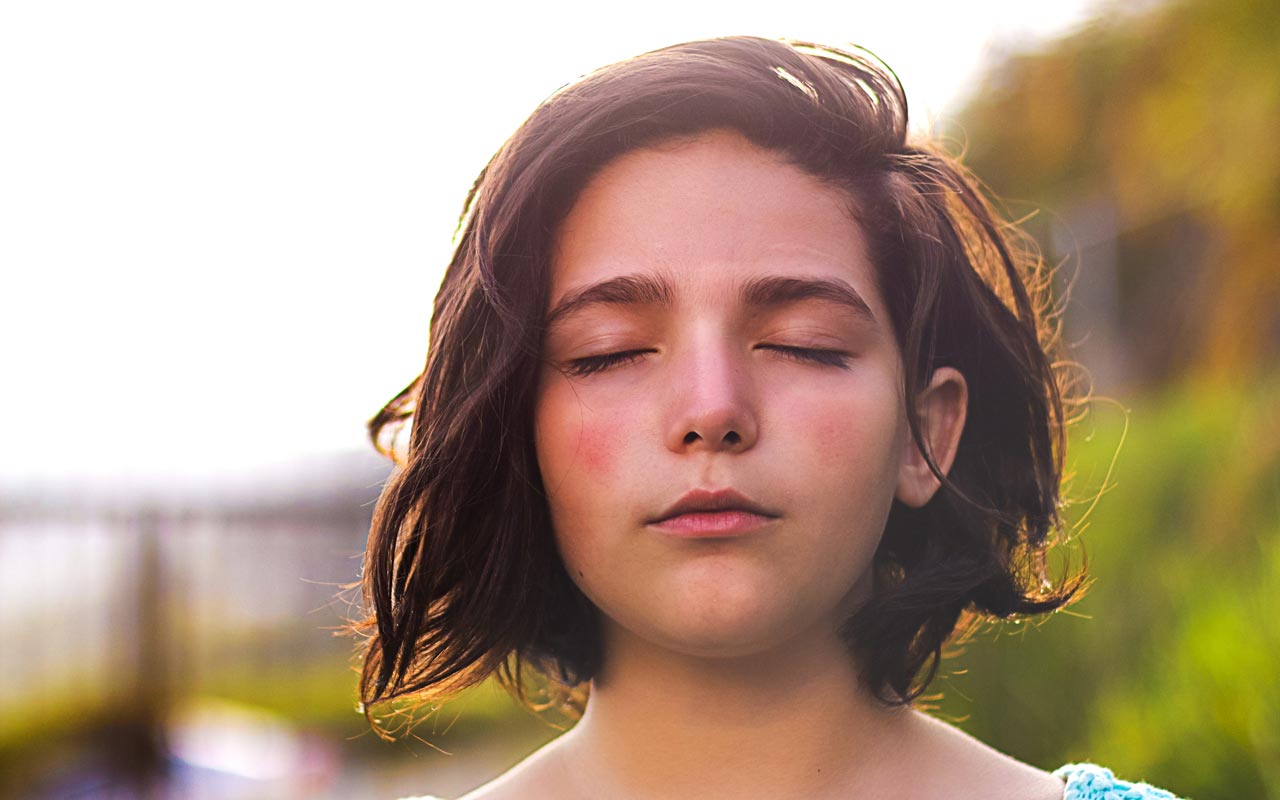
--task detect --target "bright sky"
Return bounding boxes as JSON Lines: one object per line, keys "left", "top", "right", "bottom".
{"left": 0, "top": 1, "right": 1100, "bottom": 490}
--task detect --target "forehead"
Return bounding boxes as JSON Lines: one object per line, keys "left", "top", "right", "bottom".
{"left": 547, "top": 130, "right": 878, "bottom": 314}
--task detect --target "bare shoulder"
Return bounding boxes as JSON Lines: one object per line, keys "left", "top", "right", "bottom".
{"left": 454, "top": 734, "right": 572, "bottom": 800}
{"left": 904, "top": 710, "right": 1066, "bottom": 800}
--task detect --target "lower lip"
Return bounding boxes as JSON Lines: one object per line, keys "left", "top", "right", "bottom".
{"left": 650, "top": 510, "right": 778, "bottom": 538}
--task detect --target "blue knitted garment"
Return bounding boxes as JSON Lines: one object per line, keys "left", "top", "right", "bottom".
{"left": 1055, "top": 762, "right": 1182, "bottom": 799}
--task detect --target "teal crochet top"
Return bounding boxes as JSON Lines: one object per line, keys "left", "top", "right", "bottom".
{"left": 1053, "top": 762, "right": 1182, "bottom": 799}
{"left": 402, "top": 762, "right": 1182, "bottom": 799}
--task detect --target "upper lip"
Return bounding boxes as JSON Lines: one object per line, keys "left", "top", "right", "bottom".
{"left": 650, "top": 487, "right": 781, "bottom": 524}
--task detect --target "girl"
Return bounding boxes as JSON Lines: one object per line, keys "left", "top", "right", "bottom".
{"left": 356, "top": 36, "right": 1182, "bottom": 800}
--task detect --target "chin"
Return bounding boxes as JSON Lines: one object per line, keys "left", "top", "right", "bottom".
{"left": 636, "top": 596, "right": 805, "bottom": 659}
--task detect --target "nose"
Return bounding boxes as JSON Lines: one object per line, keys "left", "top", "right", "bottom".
{"left": 664, "top": 335, "right": 759, "bottom": 454}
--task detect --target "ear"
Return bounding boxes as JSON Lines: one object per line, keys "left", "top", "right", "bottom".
{"left": 895, "top": 366, "right": 968, "bottom": 508}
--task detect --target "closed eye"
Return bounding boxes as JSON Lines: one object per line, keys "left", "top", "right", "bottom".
{"left": 562, "top": 349, "right": 653, "bottom": 377}
{"left": 562, "top": 345, "right": 850, "bottom": 377}
{"left": 760, "top": 345, "right": 851, "bottom": 369}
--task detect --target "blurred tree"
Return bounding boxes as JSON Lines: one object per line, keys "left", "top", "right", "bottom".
{"left": 957, "top": 0, "right": 1280, "bottom": 392}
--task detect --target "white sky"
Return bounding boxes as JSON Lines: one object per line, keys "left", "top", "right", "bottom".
{"left": 0, "top": 1, "right": 1101, "bottom": 490}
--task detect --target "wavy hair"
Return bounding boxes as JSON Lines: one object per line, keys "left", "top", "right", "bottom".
{"left": 351, "top": 35, "right": 1087, "bottom": 736}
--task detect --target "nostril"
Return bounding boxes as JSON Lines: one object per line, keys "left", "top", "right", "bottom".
{"left": 680, "top": 426, "right": 747, "bottom": 449}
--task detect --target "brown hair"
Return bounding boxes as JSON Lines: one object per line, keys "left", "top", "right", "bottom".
{"left": 352, "top": 35, "right": 1087, "bottom": 736}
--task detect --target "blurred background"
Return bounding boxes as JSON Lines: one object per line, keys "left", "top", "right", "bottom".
{"left": 1, "top": 0, "right": 1275, "bottom": 797}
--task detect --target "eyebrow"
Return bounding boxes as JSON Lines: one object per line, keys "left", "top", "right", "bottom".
{"left": 740, "top": 274, "right": 876, "bottom": 322}
{"left": 543, "top": 271, "right": 877, "bottom": 331}
{"left": 545, "top": 272, "right": 676, "bottom": 332}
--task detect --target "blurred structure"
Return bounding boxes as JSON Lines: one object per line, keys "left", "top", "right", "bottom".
{"left": 0, "top": 452, "right": 552, "bottom": 799}
{"left": 0, "top": 453, "right": 387, "bottom": 798}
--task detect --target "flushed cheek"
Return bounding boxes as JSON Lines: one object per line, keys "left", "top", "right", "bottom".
{"left": 793, "top": 390, "right": 898, "bottom": 465}
{"left": 823, "top": 414, "right": 896, "bottom": 466}
{"left": 535, "top": 381, "right": 626, "bottom": 485}
{"left": 575, "top": 412, "right": 626, "bottom": 480}
{"left": 787, "top": 401, "right": 904, "bottom": 527}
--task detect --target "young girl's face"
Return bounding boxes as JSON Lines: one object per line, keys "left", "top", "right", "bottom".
{"left": 534, "top": 129, "right": 912, "bottom": 659}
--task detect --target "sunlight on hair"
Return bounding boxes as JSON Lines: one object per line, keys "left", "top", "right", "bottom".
{"left": 773, "top": 65, "right": 818, "bottom": 100}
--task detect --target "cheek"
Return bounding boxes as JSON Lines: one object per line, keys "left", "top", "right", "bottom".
{"left": 791, "top": 377, "right": 905, "bottom": 480}
{"left": 813, "top": 415, "right": 850, "bottom": 460}
{"left": 577, "top": 415, "right": 622, "bottom": 479}
{"left": 535, "top": 380, "right": 626, "bottom": 485}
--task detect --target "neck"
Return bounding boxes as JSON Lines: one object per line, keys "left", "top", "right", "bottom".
{"left": 556, "top": 623, "right": 915, "bottom": 799}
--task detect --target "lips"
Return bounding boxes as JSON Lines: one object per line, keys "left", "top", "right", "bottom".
{"left": 650, "top": 487, "right": 780, "bottom": 524}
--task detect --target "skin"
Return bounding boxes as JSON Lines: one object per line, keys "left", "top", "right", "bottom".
{"left": 457, "top": 129, "right": 1065, "bottom": 800}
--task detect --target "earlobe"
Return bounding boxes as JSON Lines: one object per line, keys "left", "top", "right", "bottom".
{"left": 894, "top": 367, "right": 968, "bottom": 508}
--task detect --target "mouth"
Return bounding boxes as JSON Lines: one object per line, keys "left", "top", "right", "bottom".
{"left": 648, "top": 486, "right": 781, "bottom": 533}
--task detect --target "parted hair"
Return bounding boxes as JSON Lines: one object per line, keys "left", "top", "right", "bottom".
{"left": 353, "top": 35, "right": 1087, "bottom": 735}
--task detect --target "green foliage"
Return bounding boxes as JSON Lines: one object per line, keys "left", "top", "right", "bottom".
{"left": 937, "top": 377, "right": 1280, "bottom": 798}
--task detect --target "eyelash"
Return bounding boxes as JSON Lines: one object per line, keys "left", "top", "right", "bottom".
{"left": 563, "top": 345, "right": 851, "bottom": 377}
{"left": 773, "top": 346, "right": 851, "bottom": 369}
{"left": 562, "top": 351, "right": 643, "bottom": 376}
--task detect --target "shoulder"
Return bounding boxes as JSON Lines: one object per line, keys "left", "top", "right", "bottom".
{"left": 392, "top": 737, "right": 565, "bottom": 800}
{"left": 891, "top": 711, "right": 1066, "bottom": 800}
{"left": 449, "top": 734, "right": 572, "bottom": 800}
{"left": 1053, "top": 762, "right": 1183, "bottom": 799}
